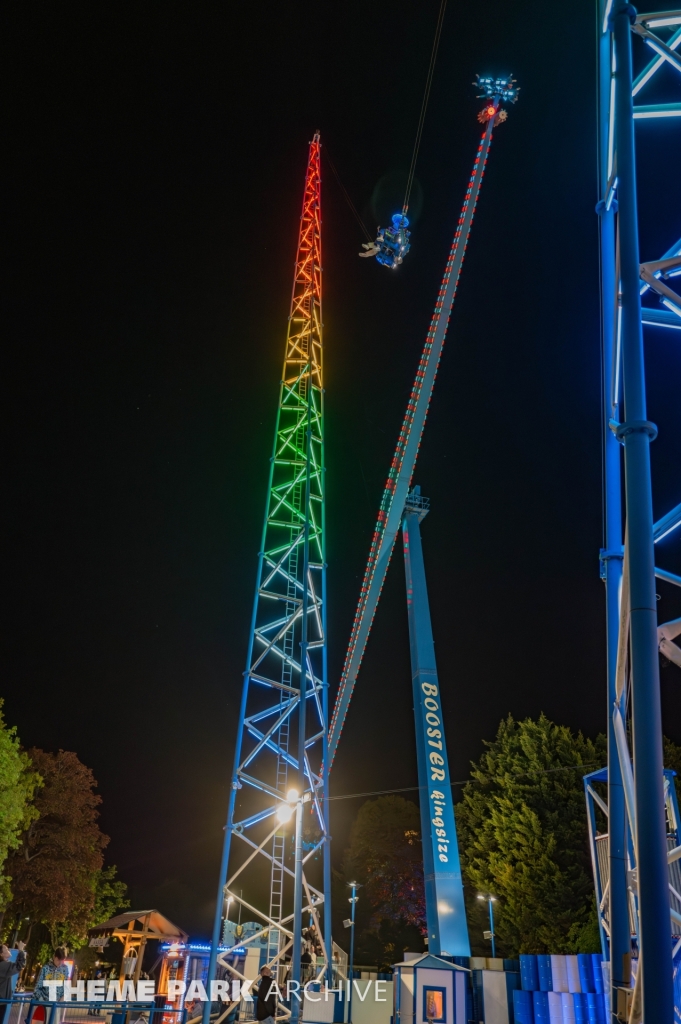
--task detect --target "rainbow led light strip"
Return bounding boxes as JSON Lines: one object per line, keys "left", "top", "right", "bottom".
{"left": 238, "top": 133, "right": 326, "bottom": 821}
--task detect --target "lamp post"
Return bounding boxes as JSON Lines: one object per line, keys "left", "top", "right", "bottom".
{"left": 477, "top": 894, "right": 497, "bottom": 958}
{"left": 276, "top": 789, "right": 305, "bottom": 1024}
{"left": 346, "top": 882, "right": 360, "bottom": 1022}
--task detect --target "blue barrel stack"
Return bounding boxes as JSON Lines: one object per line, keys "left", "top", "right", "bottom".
{"left": 513, "top": 954, "right": 608, "bottom": 1023}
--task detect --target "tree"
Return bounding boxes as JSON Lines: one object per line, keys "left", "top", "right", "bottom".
{"left": 354, "top": 917, "right": 425, "bottom": 973}
{"left": 0, "top": 701, "right": 42, "bottom": 915}
{"left": 343, "top": 796, "right": 425, "bottom": 928}
{"left": 92, "top": 865, "right": 129, "bottom": 926}
{"left": 5, "top": 749, "right": 109, "bottom": 946}
{"left": 337, "top": 796, "right": 426, "bottom": 968}
{"left": 50, "top": 865, "right": 130, "bottom": 951}
{"left": 456, "top": 714, "right": 606, "bottom": 955}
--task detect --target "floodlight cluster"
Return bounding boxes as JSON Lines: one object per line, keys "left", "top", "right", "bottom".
{"left": 475, "top": 74, "right": 519, "bottom": 102}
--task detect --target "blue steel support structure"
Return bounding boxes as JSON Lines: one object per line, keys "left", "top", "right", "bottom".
{"left": 595, "top": 2, "right": 681, "bottom": 1017}
{"left": 612, "top": 13, "right": 670, "bottom": 1006}
{"left": 403, "top": 489, "right": 470, "bottom": 957}
{"left": 597, "top": 0, "right": 629, "bottom": 999}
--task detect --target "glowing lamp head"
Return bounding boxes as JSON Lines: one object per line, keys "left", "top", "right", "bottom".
{"left": 486, "top": 106, "right": 495, "bottom": 117}
{"left": 287, "top": 788, "right": 299, "bottom": 803}
{"left": 276, "top": 803, "right": 294, "bottom": 824}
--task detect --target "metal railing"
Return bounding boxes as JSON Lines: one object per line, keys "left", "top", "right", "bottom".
{"left": 1, "top": 997, "right": 187, "bottom": 1024}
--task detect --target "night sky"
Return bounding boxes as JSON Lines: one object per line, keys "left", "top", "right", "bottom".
{"left": 5, "top": 2, "right": 681, "bottom": 937}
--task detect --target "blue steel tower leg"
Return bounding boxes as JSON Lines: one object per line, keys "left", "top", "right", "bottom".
{"left": 613, "top": 4, "right": 673, "bottom": 1016}
{"left": 322, "top": 572, "right": 332, "bottom": 980}
{"left": 201, "top": 550, "right": 261, "bottom": 1024}
{"left": 402, "top": 488, "right": 470, "bottom": 957}
{"left": 596, "top": 0, "right": 629, "bottom": 999}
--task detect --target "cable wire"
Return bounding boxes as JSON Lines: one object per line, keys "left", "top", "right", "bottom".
{"left": 324, "top": 146, "right": 373, "bottom": 242}
{"left": 402, "top": 0, "right": 448, "bottom": 215}
{"left": 324, "top": 2, "right": 448, "bottom": 242}
{"left": 328, "top": 762, "right": 602, "bottom": 801}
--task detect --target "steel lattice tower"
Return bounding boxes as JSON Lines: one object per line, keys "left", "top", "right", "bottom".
{"left": 204, "top": 134, "right": 330, "bottom": 1019}
{"left": 593, "top": 1, "right": 681, "bottom": 1016}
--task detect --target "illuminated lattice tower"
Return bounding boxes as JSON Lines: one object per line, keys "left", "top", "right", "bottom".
{"left": 204, "top": 134, "right": 330, "bottom": 1011}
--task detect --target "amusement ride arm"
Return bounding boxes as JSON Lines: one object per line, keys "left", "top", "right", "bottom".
{"left": 327, "top": 100, "right": 502, "bottom": 769}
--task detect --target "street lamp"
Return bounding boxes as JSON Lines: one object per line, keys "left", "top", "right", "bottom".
{"left": 224, "top": 895, "right": 234, "bottom": 927}
{"left": 345, "top": 882, "right": 361, "bottom": 1022}
{"left": 276, "top": 802, "right": 294, "bottom": 824}
{"left": 477, "top": 894, "right": 497, "bottom": 958}
{"left": 279, "top": 787, "right": 307, "bottom": 1024}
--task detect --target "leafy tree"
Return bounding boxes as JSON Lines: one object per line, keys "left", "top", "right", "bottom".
{"left": 457, "top": 714, "right": 606, "bottom": 955}
{"left": 5, "top": 749, "right": 109, "bottom": 946}
{"left": 93, "top": 865, "right": 129, "bottom": 925}
{"left": 52, "top": 865, "right": 130, "bottom": 950}
{"left": 336, "top": 796, "right": 426, "bottom": 968}
{"left": 343, "top": 796, "right": 425, "bottom": 929}
{"left": 0, "top": 701, "right": 42, "bottom": 915}
{"left": 354, "top": 917, "right": 425, "bottom": 972}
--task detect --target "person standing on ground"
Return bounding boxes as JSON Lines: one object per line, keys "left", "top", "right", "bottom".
{"left": 253, "top": 965, "right": 277, "bottom": 1024}
{"left": 26, "top": 948, "right": 69, "bottom": 1024}
{"left": 32, "top": 948, "right": 69, "bottom": 1000}
{"left": 1, "top": 942, "right": 27, "bottom": 1024}
{"left": 300, "top": 947, "right": 312, "bottom": 984}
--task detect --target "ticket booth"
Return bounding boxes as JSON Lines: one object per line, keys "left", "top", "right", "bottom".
{"left": 393, "top": 954, "right": 468, "bottom": 1024}
{"left": 158, "top": 943, "right": 245, "bottom": 1012}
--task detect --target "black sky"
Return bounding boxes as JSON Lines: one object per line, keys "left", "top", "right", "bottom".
{"left": 4, "top": 1, "right": 680, "bottom": 936}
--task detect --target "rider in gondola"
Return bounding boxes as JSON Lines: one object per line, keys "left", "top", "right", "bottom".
{"left": 359, "top": 213, "right": 411, "bottom": 268}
